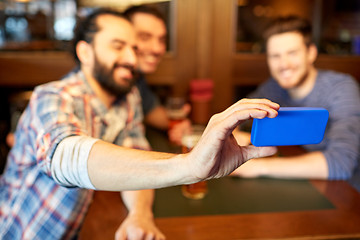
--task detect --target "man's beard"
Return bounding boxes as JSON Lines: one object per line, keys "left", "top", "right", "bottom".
{"left": 93, "top": 55, "right": 137, "bottom": 98}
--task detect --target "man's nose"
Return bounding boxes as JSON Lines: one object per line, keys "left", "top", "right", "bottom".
{"left": 151, "top": 39, "right": 165, "bottom": 54}
{"left": 279, "top": 55, "right": 291, "bottom": 68}
{"left": 123, "top": 47, "right": 137, "bottom": 66}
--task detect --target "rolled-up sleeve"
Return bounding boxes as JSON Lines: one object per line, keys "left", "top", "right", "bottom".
{"left": 31, "top": 85, "right": 88, "bottom": 178}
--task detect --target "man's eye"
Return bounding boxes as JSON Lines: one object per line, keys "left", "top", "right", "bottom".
{"left": 138, "top": 33, "right": 151, "bottom": 41}
{"left": 113, "top": 44, "right": 124, "bottom": 50}
{"left": 269, "top": 55, "right": 279, "bottom": 59}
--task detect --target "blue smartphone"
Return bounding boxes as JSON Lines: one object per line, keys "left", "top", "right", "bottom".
{"left": 251, "top": 107, "right": 329, "bottom": 147}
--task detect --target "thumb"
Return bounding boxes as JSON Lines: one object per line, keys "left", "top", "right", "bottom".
{"left": 241, "top": 145, "right": 277, "bottom": 161}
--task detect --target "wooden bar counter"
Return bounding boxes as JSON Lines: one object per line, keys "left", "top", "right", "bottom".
{"left": 79, "top": 145, "right": 360, "bottom": 239}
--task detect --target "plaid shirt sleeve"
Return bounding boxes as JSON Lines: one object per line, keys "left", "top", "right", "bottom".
{"left": 32, "top": 84, "right": 88, "bottom": 178}
{"left": 1, "top": 73, "right": 152, "bottom": 239}
{"left": 0, "top": 80, "right": 94, "bottom": 240}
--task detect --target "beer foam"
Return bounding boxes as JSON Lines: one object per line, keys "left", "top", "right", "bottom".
{"left": 167, "top": 109, "right": 186, "bottom": 120}
{"left": 182, "top": 134, "right": 201, "bottom": 149}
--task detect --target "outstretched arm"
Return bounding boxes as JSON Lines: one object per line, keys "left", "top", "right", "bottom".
{"left": 87, "top": 98, "right": 280, "bottom": 191}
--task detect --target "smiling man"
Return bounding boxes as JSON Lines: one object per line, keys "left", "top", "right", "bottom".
{"left": 0, "top": 8, "right": 282, "bottom": 240}
{"left": 124, "top": 5, "right": 190, "bottom": 143}
{"left": 0, "top": 9, "right": 165, "bottom": 240}
{"left": 126, "top": 6, "right": 166, "bottom": 74}
{"left": 232, "top": 16, "right": 360, "bottom": 192}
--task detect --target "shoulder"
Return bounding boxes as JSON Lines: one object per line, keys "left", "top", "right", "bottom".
{"left": 316, "top": 70, "right": 360, "bottom": 116}
{"left": 30, "top": 72, "right": 91, "bottom": 114}
{"left": 315, "top": 70, "right": 360, "bottom": 98}
{"left": 33, "top": 71, "right": 87, "bottom": 98}
{"left": 318, "top": 70, "right": 360, "bottom": 93}
{"left": 316, "top": 70, "right": 360, "bottom": 103}
{"left": 317, "top": 70, "right": 358, "bottom": 87}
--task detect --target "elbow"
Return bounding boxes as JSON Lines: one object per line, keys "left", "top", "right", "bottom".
{"left": 326, "top": 152, "right": 357, "bottom": 180}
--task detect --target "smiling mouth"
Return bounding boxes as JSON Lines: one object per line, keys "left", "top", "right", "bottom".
{"left": 279, "top": 69, "right": 294, "bottom": 79}
{"left": 113, "top": 63, "right": 135, "bottom": 76}
{"left": 113, "top": 68, "right": 134, "bottom": 82}
{"left": 142, "top": 54, "right": 160, "bottom": 64}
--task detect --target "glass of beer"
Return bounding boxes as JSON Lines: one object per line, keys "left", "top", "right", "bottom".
{"left": 166, "top": 97, "right": 187, "bottom": 130}
{"left": 181, "top": 125, "right": 208, "bottom": 199}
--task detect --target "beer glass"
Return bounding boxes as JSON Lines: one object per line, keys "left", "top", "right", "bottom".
{"left": 166, "top": 97, "right": 187, "bottom": 130}
{"left": 181, "top": 125, "right": 208, "bottom": 199}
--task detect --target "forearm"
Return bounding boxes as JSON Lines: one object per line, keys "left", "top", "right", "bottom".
{"left": 87, "top": 140, "right": 191, "bottom": 191}
{"left": 260, "top": 151, "right": 328, "bottom": 179}
{"left": 145, "top": 106, "right": 169, "bottom": 130}
{"left": 121, "top": 189, "right": 155, "bottom": 218}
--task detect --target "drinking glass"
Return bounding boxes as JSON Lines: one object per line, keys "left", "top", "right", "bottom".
{"left": 181, "top": 125, "right": 208, "bottom": 199}
{"left": 166, "top": 97, "right": 187, "bottom": 130}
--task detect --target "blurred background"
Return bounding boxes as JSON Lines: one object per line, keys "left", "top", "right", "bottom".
{"left": 0, "top": 0, "right": 360, "bottom": 172}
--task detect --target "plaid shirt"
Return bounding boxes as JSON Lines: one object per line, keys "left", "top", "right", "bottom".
{"left": 0, "top": 71, "right": 150, "bottom": 239}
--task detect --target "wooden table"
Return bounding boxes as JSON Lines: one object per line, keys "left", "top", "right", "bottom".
{"left": 79, "top": 176, "right": 360, "bottom": 240}
{"left": 79, "top": 130, "right": 360, "bottom": 239}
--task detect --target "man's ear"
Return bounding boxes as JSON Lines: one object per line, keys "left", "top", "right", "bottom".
{"left": 308, "top": 43, "right": 318, "bottom": 64}
{"left": 76, "top": 40, "right": 93, "bottom": 66}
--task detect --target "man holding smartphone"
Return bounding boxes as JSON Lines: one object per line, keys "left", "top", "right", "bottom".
{"left": 232, "top": 16, "right": 360, "bottom": 192}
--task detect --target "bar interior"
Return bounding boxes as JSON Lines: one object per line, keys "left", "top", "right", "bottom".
{"left": 1, "top": 0, "right": 360, "bottom": 239}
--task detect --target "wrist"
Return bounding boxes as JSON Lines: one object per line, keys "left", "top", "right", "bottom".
{"left": 258, "top": 157, "right": 275, "bottom": 176}
{"left": 176, "top": 153, "right": 199, "bottom": 184}
{"left": 251, "top": 158, "right": 270, "bottom": 176}
{"left": 128, "top": 208, "right": 154, "bottom": 219}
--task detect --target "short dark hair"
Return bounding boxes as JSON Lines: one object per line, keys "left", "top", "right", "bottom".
{"left": 263, "top": 15, "right": 313, "bottom": 47}
{"left": 123, "top": 4, "right": 165, "bottom": 24}
{"left": 71, "top": 8, "right": 127, "bottom": 64}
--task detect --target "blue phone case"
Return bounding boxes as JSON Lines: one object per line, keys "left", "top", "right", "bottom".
{"left": 251, "top": 107, "right": 329, "bottom": 147}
